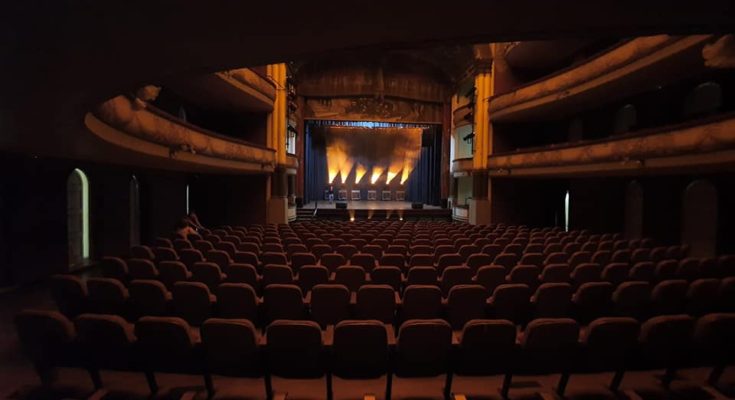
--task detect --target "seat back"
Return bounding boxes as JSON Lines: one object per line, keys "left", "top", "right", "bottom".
{"left": 334, "top": 265, "right": 366, "bottom": 292}
{"left": 171, "top": 281, "right": 214, "bottom": 326}
{"left": 225, "top": 263, "right": 259, "bottom": 288}
{"left": 266, "top": 320, "right": 324, "bottom": 379}
{"left": 401, "top": 285, "right": 442, "bottom": 320}
{"left": 129, "top": 279, "right": 170, "bottom": 317}
{"left": 686, "top": 278, "right": 721, "bottom": 316}
{"left": 573, "top": 282, "right": 614, "bottom": 323}
{"left": 350, "top": 253, "right": 377, "bottom": 272}
{"left": 489, "top": 284, "right": 531, "bottom": 324}
{"left": 101, "top": 257, "right": 128, "bottom": 281}
{"left": 310, "top": 284, "right": 351, "bottom": 328}
{"left": 356, "top": 285, "right": 396, "bottom": 323}
{"left": 191, "top": 262, "right": 225, "bottom": 291}
{"left": 446, "top": 284, "right": 488, "bottom": 330}
{"left": 201, "top": 318, "right": 260, "bottom": 377}
{"left": 75, "top": 314, "right": 136, "bottom": 371}
{"left": 263, "top": 284, "right": 306, "bottom": 322}
{"left": 332, "top": 320, "right": 389, "bottom": 379}
{"left": 582, "top": 317, "right": 640, "bottom": 371}
{"left": 135, "top": 316, "right": 200, "bottom": 373}
{"left": 179, "top": 248, "right": 204, "bottom": 270}
{"left": 520, "top": 318, "right": 579, "bottom": 374}
{"left": 650, "top": 279, "right": 689, "bottom": 315}
{"left": 216, "top": 283, "right": 258, "bottom": 321}
{"left": 15, "top": 310, "right": 76, "bottom": 383}
{"left": 612, "top": 281, "right": 651, "bottom": 320}
{"left": 395, "top": 319, "right": 452, "bottom": 377}
{"left": 532, "top": 282, "right": 573, "bottom": 318}
{"left": 87, "top": 277, "right": 129, "bottom": 315}
{"left": 157, "top": 261, "right": 190, "bottom": 290}
{"left": 262, "top": 264, "right": 294, "bottom": 286}
{"left": 370, "top": 266, "right": 402, "bottom": 291}
{"left": 49, "top": 275, "right": 88, "bottom": 318}
{"left": 440, "top": 266, "right": 473, "bottom": 296}
{"left": 406, "top": 266, "right": 437, "bottom": 286}
{"left": 128, "top": 258, "right": 158, "bottom": 280}
{"left": 154, "top": 247, "right": 178, "bottom": 262}
{"left": 540, "top": 263, "right": 571, "bottom": 284}
{"left": 639, "top": 315, "right": 694, "bottom": 367}
{"left": 456, "top": 319, "right": 516, "bottom": 376}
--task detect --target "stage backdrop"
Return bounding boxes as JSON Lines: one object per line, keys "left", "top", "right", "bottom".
{"left": 305, "top": 120, "right": 442, "bottom": 206}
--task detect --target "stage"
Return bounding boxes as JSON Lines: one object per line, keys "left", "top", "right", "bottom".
{"left": 301, "top": 200, "right": 450, "bottom": 220}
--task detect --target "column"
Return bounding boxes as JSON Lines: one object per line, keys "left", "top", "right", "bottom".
{"left": 469, "top": 63, "right": 493, "bottom": 226}
{"left": 267, "top": 63, "right": 289, "bottom": 224}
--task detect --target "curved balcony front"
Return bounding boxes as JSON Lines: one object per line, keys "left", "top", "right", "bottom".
{"left": 489, "top": 35, "right": 714, "bottom": 123}
{"left": 86, "top": 95, "right": 276, "bottom": 173}
{"left": 487, "top": 113, "right": 735, "bottom": 177}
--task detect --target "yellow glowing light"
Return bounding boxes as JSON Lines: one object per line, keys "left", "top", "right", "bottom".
{"left": 370, "top": 167, "right": 384, "bottom": 184}
{"left": 354, "top": 164, "right": 367, "bottom": 184}
{"left": 350, "top": 217, "right": 355, "bottom": 222}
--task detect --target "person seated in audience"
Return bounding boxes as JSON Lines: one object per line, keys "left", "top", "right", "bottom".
{"left": 188, "top": 211, "right": 205, "bottom": 230}
{"left": 175, "top": 218, "right": 197, "bottom": 239}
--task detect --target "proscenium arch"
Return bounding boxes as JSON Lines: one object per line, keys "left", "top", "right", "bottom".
{"left": 67, "top": 168, "right": 90, "bottom": 268}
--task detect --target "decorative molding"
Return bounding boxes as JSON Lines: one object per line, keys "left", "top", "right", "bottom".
{"left": 303, "top": 97, "right": 443, "bottom": 124}
{"left": 487, "top": 114, "right": 735, "bottom": 176}
{"left": 89, "top": 95, "right": 276, "bottom": 171}
{"left": 489, "top": 35, "right": 713, "bottom": 122}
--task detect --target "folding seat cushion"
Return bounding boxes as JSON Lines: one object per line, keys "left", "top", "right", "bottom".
{"left": 175, "top": 248, "right": 202, "bottom": 271}
{"left": 50, "top": 274, "right": 88, "bottom": 318}
{"left": 601, "top": 263, "right": 629, "bottom": 286}
{"left": 439, "top": 266, "right": 473, "bottom": 296}
{"left": 446, "top": 284, "right": 488, "bottom": 330}
{"left": 263, "top": 284, "right": 306, "bottom": 322}
{"left": 75, "top": 313, "right": 137, "bottom": 377}
{"left": 87, "top": 277, "right": 129, "bottom": 316}
{"left": 650, "top": 279, "right": 689, "bottom": 315}
{"left": 100, "top": 257, "right": 128, "bottom": 281}
{"left": 507, "top": 265, "right": 540, "bottom": 291}
{"left": 488, "top": 284, "right": 531, "bottom": 324}
{"left": 455, "top": 319, "right": 516, "bottom": 377}
{"left": 572, "top": 282, "right": 614, "bottom": 323}
{"left": 361, "top": 245, "right": 383, "bottom": 260}
{"left": 265, "top": 320, "right": 324, "bottom": 382}
{"left": 234, "top": 251, "right": 260, "bottom": 267}
{"left": 155, "top": 247, "right": 179, "bottom": 262}
{"left": 394, "top": 319, "right": 452, "bottom": 379}
{"left": 335, "top": 244, "right": 359, "bottom": 260}
{"left": 629, "top": 261, "right": 656, "bottom": 282}
{"left": 544, "top": 252, "right": 568, "bottom": 265}
{"left": 692, "top": 313, "right": 735, "bottom": 386}
{"left": 532, "top": 283, "right": 573, "bottom": 318}
{"left": 350, "top": 253, "right": 377, "bottom": 272}
{"left": 401, "top": 285, "right": 443, "bottom": 320}
{"left": 639, "top": 315, "right": 695, "bottom": 385}
{"left": 333, "top": 265, "right": 366, "bottom": 292}
{"left": 685, "top": 278, "right": 721, "bottom": 316}
{"left": 405, "top": 266, "right": 438, "bottom": 286}
{"left": 14, "top": 310, "right": 78, "bottom": 386}
{"left": 129, "top": 279, "right": 171, "bottom": 317}
{"left": 570, "top": 263, "right": 602, "bottom": 289}
{"left": 134, "top": 316, "right": 204, "bottom": 384}
{"left": 540, "top": 263, "right": 571, "bottom": 284}
{"left": 238, "top": 242, "right": 260, "bottom": 255}
{"left": 216, "top": 283, "right": 258, "bottom": 321}
{"left": 194, "top": 240, "right": 215, "bottom": 254}
{"left": 355, "top": 285, "right": 396, "bottom": 323}
{"left": 131, "top": 245, "right": 155, "bottom": 260}
{"left": 493, "top": 253, "right": 519, "bottom": 270}
{"left": 205, "top": 250, "right": 232, "bottom": 271}
{"left": 191, "top": 262, "right": 227, "bottom": 291}
{"left": 380, "top": 253, "right": 406, "bottom": 270}
{"left": 172, "top": 281, "right": 215, "bottom": 326}
{"left": 369, "top": 267, "right": 402, "bottom": 292}
{"left": 332, "top": 320, "right": 390, "bottom": 382}
{"left": 262, "top": 264, "right": 294, "bottom": 286}
{"left": 201, "top": 318, "right": 262, "bottom": 397}
{"left": 309, "top": 284, "right": 351, "bottom": 328}
{"left": 128, "top": 258, "right": 158, "bottom": 280}
{"left": 580, "top": 317, "right": 640, "bottom": 390}
{"left": 474, "top": 265, "right": 507, "bottom": 294}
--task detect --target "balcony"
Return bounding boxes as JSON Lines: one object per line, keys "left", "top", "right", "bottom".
{"left": 486, "top": 113, "right": 735, "bottom": 177}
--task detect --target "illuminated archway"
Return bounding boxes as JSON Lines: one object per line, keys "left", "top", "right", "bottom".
{"left": 67, "top": 168, "right": 90, "bottom": 268}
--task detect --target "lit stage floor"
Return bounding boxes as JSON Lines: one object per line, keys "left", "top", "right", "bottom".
{"left": 305, "top": 200, "right": 441, "bottom": 210}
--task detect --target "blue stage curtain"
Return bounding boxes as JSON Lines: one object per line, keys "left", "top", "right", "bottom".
{"left": 304, "top": 120, "right": 442, "bottom": 206}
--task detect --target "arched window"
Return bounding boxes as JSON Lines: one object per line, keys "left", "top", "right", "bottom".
{"left": 682, "top": 180, "right": 718, "bottom": 257}
{"left": 683, "top": 81, "right": 722, "bottom": 119}
{"left": 564, "top": 190, "right": 571, "bottom": 232}
{"left": 624, "top": 180, "right": 644, "bottom": 239}
{"left": 67, "top": 168, "right": 90, "bottom": 269}
{"left": 613, "top": 104, "right": 637, "bottom": 135}
{"left": 129, "top": 175, "right": 140, "bottom": 246}
{"left": 185, "top": 183, "right": 191, "bottom": 214}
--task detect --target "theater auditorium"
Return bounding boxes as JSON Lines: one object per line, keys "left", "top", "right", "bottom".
{"left": 1, "top": 2, "right": 735, "bottom": 400}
